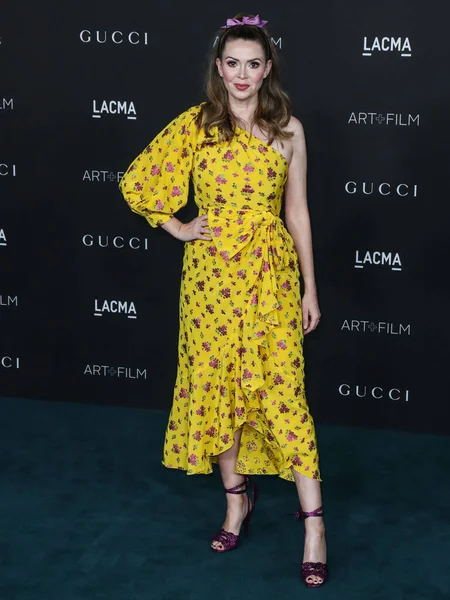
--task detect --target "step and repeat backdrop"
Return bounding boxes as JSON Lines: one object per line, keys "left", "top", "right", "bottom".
{"left": 2, "top": 2, "right": 449, "bottom": 434}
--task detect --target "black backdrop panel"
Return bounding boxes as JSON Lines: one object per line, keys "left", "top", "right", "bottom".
{"left": 1, "top": 1, "right": 450, "bottom": 434}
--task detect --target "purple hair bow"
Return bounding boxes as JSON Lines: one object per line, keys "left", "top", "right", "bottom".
{"left": 220, "top": 15, "right": 268, "bottom": 29}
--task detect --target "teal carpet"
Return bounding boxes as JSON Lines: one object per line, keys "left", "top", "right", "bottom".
{"left": 0, "top": 397, "right": 449, "bottom": 600}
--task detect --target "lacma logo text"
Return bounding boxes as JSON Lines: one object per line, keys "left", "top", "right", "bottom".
{"left": 92, "top": 100, "right": 136, "bottom": 120}
{"left": 362, "top": 37, "right": 412, "bottom": 57}
{"left": 354, "top": 250, "right": 402, "bottom": 271}
{"left": 94, "top": 299, "right": 137, "bottom": 319}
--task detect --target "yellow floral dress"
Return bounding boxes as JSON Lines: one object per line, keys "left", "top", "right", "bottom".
{"left": 119, "top": 103, "right": 320, "bottom": 482}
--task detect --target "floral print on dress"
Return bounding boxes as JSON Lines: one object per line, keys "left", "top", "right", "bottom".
{"left": 120, "top": 103, "right": 320, "bottom": 482}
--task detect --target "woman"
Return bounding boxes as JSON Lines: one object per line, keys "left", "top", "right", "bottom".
{"left": 119, "top": 13, "right": 327, "bottom": 588}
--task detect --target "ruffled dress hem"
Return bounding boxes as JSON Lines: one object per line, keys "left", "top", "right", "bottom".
{"left": 162, "top": 420, "right": 321, "bottom": 483}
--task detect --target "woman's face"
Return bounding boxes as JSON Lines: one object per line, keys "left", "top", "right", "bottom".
{"left": 216, "top": 39, "right": 271, "bottom": 102}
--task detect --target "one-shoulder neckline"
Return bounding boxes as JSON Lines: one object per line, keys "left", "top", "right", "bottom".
{"left": 234, "top": 124, "right": 290, "bottom": 170}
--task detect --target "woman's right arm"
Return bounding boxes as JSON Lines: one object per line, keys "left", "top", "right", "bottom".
{"left": 119, "top": 105, "right": 206, "bottom": 232}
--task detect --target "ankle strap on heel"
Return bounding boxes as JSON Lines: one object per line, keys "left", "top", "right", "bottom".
{"left": 295, "top": 505, "right": 324, "bottom": 520}
{"left": 224, "top": 476, "right": 249, "bottom": 495}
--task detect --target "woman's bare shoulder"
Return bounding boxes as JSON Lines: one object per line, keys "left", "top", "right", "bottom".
{"left": 285, "top": 115, "right": 305, "bottom": 138}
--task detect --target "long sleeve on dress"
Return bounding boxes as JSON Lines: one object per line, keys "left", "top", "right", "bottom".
{"left": 119, "top": 104, "right": 202, "bottom": 228}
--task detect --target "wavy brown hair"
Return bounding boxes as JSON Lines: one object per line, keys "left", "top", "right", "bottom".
{"left": 198, "top": 13, "right": 293, "bottom": 145}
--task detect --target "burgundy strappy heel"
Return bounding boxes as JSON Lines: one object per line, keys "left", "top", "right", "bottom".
{"left": 211, "top": 475, "right": 258, "bottom": 553}
{"left": 295, "top": 505, "right": 328, "bottom": 588}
